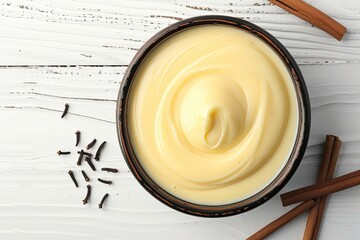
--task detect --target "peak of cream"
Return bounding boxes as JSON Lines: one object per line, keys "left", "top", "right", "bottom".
{"left": 128, "top": 25, "right": 298, "bottom": 205}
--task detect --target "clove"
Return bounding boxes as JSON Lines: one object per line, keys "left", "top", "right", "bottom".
{"left": 75, "top": 130, "right": 81, "bottom": 146}
{"left": 68, "top": 170, "right": 78, "bottom": 187}
{"left": 85, "top": 156, "right": 96, "bottom": 171}
{"left": 81, "top": 170, "right": 90, "bottom": 182}
{"left": 61, "top": 103, "right": 69, "bottom": 118}
{"left": 82, "top": 185, "right": 91, "bottom": 205}
{"left": 77, "top": 150, "right": 84, "bottom": 166}
{"left": 98, "top": 193, "right": 109, "bottom": 209}
{"left": 101, "top": 167, "right": 118, "bottom": 173}
{"left": 94, "top": 141, "right": 106, "bottom": 161}
{"left": 77, "top": 150, "right": 92, "bottom": 157}
{"left": 98, "top": 178, "right": 112, "bottom": 185}
{"left": 86, "top": 139, "right": 97, "bottom": 150}
{"left": 57, "top": 150, "right": 71, "bottom": 155}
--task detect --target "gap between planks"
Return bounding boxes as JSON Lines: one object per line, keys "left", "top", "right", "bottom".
{"left": 0, "top": 65, "right": 127, "bottom": 68}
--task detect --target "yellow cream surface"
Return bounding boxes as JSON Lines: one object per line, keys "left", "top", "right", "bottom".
{"left": 128, "top": 25, "right": 298, "bottom": 205}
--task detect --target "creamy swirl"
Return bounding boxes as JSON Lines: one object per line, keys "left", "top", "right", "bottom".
{"left": 128, "top": 25, "right": 298, "bottom": 204}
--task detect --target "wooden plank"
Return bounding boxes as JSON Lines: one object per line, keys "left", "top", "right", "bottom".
{"left": 0, "top": 65, "right": 123, "bottom": 123}
{"left": 0, "top": 0, "right": 360, "bottom": 65}
{"left": 1, "top": 64, "right": 360, "bottom": 239}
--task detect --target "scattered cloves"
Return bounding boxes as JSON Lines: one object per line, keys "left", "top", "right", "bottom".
{"left": 57, "top": 150, "right": 71, "bottom": 155}
{"left": 85, "top": 156, "right": 96, "bottom": 171}
{"left": 86, "top": 139, "right": 97, "bottom": 150}
{"left": 81, "top": 170, "right": 90, "bottom": 182}
{"left": 94, "top": 141, "right": 106, "bottom": 161}
{"left": 82, "top": 185, "right": 91, "bottom": 205}
{"left": 68, "top": 170, "right": 78, "bottom": 187}
{"left": 61, "top": 103, "right": 69, "bottom": 118}
{"left": 77, "top": 150, "right": 92, "bottom": 157}
{"left": 77, "top": 150, "right": 84, "bottom": 166}
{"left": 98, "top": 178, "right": 112, "bottom": 185}
{"left": 61, "top": 129, "right": 113, "bottom": 207}
{"left": 101, "top": 167, "right": 118, "bottom": 173}
{"left": 98, "top": 193, "right": 109, "bottom": 209}
{"left": 75, "top": 130, "right": 81, "bottom": 146}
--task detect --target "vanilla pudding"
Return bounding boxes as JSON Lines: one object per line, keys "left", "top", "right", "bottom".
{"left": 126, "top": 24, "right": 299, "bottom": 205}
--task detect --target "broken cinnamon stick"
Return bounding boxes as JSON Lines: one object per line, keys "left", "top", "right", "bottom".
{"left": 269, "top": 0, "right": 346, "bottom": 40}
{"left": 281, "top": 169, "right": 360, "bottom": 206}
{"left": 246, "top": 200, "right": 315, "bottom": 240}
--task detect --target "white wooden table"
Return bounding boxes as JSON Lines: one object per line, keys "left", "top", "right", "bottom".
{"left": 1, "top": 0, "right": 360, "bottom": 239}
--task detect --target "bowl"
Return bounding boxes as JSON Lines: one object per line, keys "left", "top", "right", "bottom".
{"left": 116, "top": 15, "right": 311, "bottom": 217}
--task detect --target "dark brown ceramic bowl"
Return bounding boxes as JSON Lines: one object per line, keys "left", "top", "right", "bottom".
{"left": 116, "top": 15, "right": 311, "bottom": 217}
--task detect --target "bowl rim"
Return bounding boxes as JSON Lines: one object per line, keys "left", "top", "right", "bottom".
{"left": 116, "top": 15, "right": 311, "bottom": 217}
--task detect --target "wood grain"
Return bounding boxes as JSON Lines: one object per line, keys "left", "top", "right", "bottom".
{"left": 0, "top": 0, "right": 360, "bottom": 65}
{"left": 1, "top": 0, "right": 360, "bottom": 239}
{"left": 1, "top": 63, "right": 360, "bottom": 239}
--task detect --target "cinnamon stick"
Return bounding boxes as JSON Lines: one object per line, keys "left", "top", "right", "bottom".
{"left": 281, "top": 169, "right": 360, "bottom": 206}
{"left": 311, "top": 137, "right": 342, "bottom": 240}
{"left": 269, "top": 0, "right": 346, "bottom": 40}
{"left": 303, "top": 135, "right": 336, "bottom": 240}
{"left": 246, "top": 200, "right": 315, "bottom": 240}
